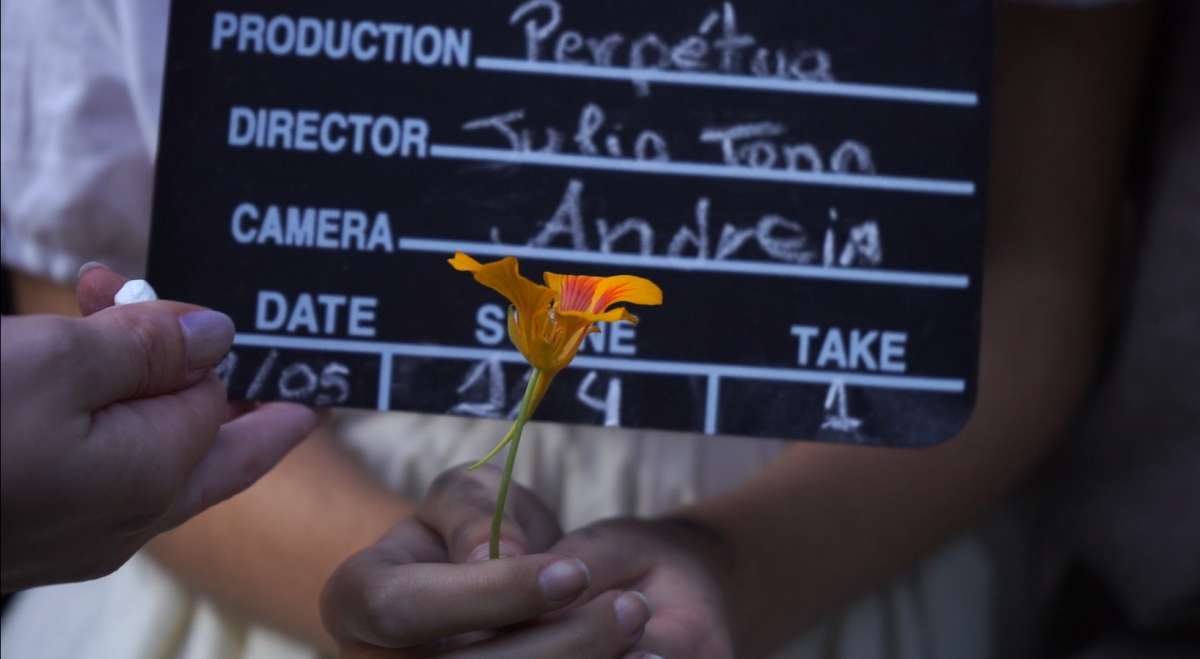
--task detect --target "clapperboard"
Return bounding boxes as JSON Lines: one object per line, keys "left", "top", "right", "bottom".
{"left": 148, "top": 1, "right": 991, "bottom": 446}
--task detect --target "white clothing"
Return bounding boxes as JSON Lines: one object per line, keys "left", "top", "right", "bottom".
{"left": 2, "top": 412, "right": 996, "bottom": 659}
{"left": 1, "top": 0, "right": 165, "bottom": 282}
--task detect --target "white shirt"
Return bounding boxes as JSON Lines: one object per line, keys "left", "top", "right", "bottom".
{"left": 1, "top": 0, "right": 168, "bottom": 282}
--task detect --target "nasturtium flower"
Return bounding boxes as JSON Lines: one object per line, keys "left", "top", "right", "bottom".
{"left": 449, "top": 252, "right": 662, "bottom": 558}
{"left": 449, "top": 251, "right": 661, "bottom": 401}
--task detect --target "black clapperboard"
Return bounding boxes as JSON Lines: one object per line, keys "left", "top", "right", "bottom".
{"left": 148, "top": 1, "right": 991, "bottom": 446}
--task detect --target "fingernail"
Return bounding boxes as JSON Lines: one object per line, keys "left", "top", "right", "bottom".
{"left": 114, "top": 279, "right": 158, "bottom": 305}
{"left": 613, "top": 591, "right": 651, "bottom": 635}
{"left": 77, "top": 261, "right": 107, "bottom": 279}
{"left": 179, "top": 310, "right": 235, "bottom": 368}
{"left": 538, "top": 558, "right": 590, "bottom": 602}
{"left": 466, "top": 540, "right": 521, "bottom": 562}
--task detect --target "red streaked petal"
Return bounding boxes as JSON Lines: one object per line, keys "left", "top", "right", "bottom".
{"left": 589, "top": 275, "right": 662, "bottom": 312}
{"left": 544, "top": 272, "right": 602, "bottom": 312}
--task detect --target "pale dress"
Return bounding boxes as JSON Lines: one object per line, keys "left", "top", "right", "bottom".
{"left": 1, "top": 412, "right": 995, "bottom": 659}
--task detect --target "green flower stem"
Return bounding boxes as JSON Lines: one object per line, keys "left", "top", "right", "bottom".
{"left": 488, "top": 368, "right": 543, "bottom": 560}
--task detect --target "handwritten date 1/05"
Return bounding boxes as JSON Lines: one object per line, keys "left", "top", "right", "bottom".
{"left": 217, "top": 349, "right": 351, "bottom": 406}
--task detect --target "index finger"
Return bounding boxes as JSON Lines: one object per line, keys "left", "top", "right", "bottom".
{"left": 76, "top": 262, "right": 128, "bottom": 316}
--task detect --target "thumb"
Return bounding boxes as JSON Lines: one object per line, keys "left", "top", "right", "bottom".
{"left": 71, "top": 302, "right": 235, "bottom": 410}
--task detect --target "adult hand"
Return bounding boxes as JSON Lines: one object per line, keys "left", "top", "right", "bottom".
{"left": 321, "top": 464, "right": 656, "bottom": 658}
{"left": 0, "top": 265, "right": 319, "bottom": 592}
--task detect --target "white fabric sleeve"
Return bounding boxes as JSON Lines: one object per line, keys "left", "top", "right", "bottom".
{"left": 0, "top": 0, "right": 168, "bottom": 283}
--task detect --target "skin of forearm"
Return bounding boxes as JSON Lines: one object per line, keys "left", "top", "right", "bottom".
{"left": 677, "top": 3, "right": 1154, "bottom": 656}
{"left": 148, "top": 430, "right": 413, "bottom": 653}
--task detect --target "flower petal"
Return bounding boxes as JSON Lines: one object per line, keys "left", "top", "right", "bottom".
{"left": 558, "top": 307, "right": 640, "bottom": 325}
{"left": 505, "top": 306, "right": 531, "bottom": 359}
{"left": 451, "top": 252, "right": 553, "bottom": 320}
{"left": 587, "top": 275, "right": 662, "bottom": 313}
{"left": 509, "top": 305, "right": 570, "bottom": 372}
{"left": 448, "top": 251, "right": 484, "bottom": 272}
{"left": 551, "top": 320, "right": 594, "bottom": 370}
{"left": 544, "top": 272, "right": 662, "bottom": 315}
{"left": 543, "top": 273, "right": 599, "bottom": 313}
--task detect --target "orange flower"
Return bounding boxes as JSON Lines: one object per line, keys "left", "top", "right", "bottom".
{"left": 449, "top": 253, "right": 663, "bottom": 558}
{"left": 449, "top": 252, "right": 662, "bottom": 378}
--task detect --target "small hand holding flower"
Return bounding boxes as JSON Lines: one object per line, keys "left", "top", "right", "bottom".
{"left": 320, "top": 465, "right": 656, "bottom": 658}
{"left": 320, "top": 466, "right": 736, "bottom": 659}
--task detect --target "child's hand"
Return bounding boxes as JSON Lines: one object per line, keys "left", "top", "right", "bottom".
{"left": 545, "top": 518, "right": 736, "bottom": 659}
{"left": 320, "top": 465, "right": 654, "bottom": 658}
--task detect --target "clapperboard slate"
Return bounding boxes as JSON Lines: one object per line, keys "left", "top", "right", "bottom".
{"left": 147, "top": 1, "right": 992, "bottom": 446}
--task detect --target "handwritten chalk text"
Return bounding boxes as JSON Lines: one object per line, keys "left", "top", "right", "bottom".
{"left": 509, "top": 0, "right": 833, "bottom": 95}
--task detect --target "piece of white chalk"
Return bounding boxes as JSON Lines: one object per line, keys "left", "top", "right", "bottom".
{"left": 114, "top": 279, "right": 159, "bottom": 305}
